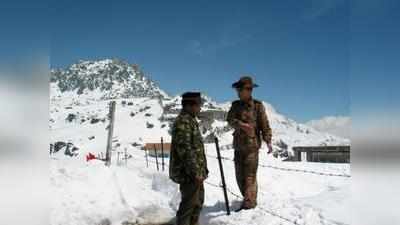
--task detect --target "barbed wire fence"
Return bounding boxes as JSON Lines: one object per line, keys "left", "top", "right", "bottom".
{"left": 124, "top": 150, "right": 304, "bottom": 225}
{"left": 50, "top": 97, "right": 348, "bottom": 224}
{"left": 205, "top": 152, "right": 351, "bottom": 178}
{"left": 53, "top": 136, "right": 347, "bottom": 225}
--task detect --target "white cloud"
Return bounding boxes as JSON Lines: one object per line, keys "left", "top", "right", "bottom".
{"left": 306, "top": 116, "right": 351, "bottom": 138}
{"left": 186, "top": 40, "right": 204, "bottom": 56}
{"left": 303, "top": 0, "right": 346, "bottom": 20}
{"left": 185, "top": 21, "right": 256, "bottom": 57}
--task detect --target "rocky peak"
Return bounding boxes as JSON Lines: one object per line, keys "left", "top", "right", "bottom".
{"left": 51, "top": 58, "right": 168, "bottom": 100}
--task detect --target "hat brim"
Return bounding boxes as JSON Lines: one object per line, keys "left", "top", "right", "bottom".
{"left": 232, "top": 82, "right": 259, "bottom": 88}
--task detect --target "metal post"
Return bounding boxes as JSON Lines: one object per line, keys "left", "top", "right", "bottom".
{"left": 145, "top": 148, "right": 149, "bottom": 168}
{"left": 154, "top": 144, "right": 159, "bottom": 171}
{"left": 215, "top": 137, "right": 231, "bottom": 215}
{"left": 105, "top": 101, "right": 116, "bottom": 166}
{"left": 124, "top": 148, "right": 128, "bottom": 166}
{"left": 161, "top": 137, "right": 165, "bottom": 171}
{"left": 65, "top": 143, "right": 70, "bottom": 156}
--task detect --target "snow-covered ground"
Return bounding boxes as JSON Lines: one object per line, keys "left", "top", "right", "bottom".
{"left": 50, "top": 143, "right": 350, "bottom": 225}
{"left": 50, "top": 59, "right": 351, "bottom": 225}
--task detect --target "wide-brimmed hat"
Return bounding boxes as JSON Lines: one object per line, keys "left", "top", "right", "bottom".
{"left": 231, "top": 76, "right": 259, "bottom": 89}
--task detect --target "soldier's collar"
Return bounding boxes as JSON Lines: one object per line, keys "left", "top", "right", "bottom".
{"left": 239, "top": 97, "right": 254, "bottom": 106}
{"left": 181, "top": 109, "right": 197, "bottom": 118}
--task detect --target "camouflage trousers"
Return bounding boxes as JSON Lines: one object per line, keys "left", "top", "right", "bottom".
{"left": 176, "top": 181, "right": 205, "bottom": 225}
{"left": 234, "top": 147, "right": 259, "bottom": 208}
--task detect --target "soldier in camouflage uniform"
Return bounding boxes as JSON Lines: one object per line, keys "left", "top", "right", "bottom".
{"left": 227, "top": 76, "right": 273, "bottom": 211}
{"left": 169, "top": 92, "right": 208, "bottom": 225}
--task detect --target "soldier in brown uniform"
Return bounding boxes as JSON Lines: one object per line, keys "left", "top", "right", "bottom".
{"left": 226, "top": 76, "right": 273, "bottom": 211}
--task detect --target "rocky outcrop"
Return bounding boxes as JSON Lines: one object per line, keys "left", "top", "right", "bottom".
{"left": 51, "top": 59, "right": 167, "bottom": 100}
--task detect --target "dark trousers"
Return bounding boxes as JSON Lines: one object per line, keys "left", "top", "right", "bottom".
{"left": 176, "top": 182, "right": 205, "bottom": 225}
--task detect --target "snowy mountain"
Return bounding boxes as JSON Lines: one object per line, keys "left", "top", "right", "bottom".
{"left": 51, "top": 59, "right": 168, "bottom": 100}
{"left": 306, "top": 116, "right": 351, "bottom": 139}
{"left": 50, "top": 58, "right": 350, "bottom": 159}
{"left": 49, "top": 59, "right": 351, "bottom": 225}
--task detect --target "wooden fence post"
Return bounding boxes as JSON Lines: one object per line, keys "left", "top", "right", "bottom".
{"left": 124, "top": 148, "right": 128, "bottom": 166}
{"left": 161, "top": 137, "right": 165, "bottom": 171}
{"left": 105, "top": 101, "right": 116, "bottom": 166}
{"left": 145, "top": 148, "right": 149, "bottom": 168}
{"left": 117, "top": 152, "right": 121, "bottom": 165}
{"left": 153, "top": 144, "right": 159, "bottom": 171}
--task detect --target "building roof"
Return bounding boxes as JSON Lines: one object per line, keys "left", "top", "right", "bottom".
{"left": 293, "top": 145, "right": 350, "bottom": 152}
{"left": 144, "top": 143, "right": 171, "bottom": 151}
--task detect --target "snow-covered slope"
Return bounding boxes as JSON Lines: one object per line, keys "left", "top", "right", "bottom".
{"left": 306, "top": 116, "right": 351, "bottom": 139}
{"left": 50, "top": 59, "right": 351, "bottom": 225}
{"left": 50, "top": 58, "right": 349, "bottom": 159}
{"left": 51, "top": 144, "right": 351, "bottom": 225}
{"left": 51, "top": 59, "right": 168, "bottom": 100}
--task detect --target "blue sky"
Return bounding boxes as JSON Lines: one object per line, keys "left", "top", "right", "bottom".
{"left": 5, "top": 0, "right": 393, "bottom": 122}
{"left": 49, "top": 0, "right": 351, "bottom": 122}
{"left": 50, "top": 0, "right": 349, "bottom": 122}
{"left": 350, "top": 0, "right": 400, "bottom": 117}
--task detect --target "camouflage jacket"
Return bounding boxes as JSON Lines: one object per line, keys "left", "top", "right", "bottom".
{"left": 169, "top": 110, "right": 208, "bottom": 184}
{"left": 227, "top": 98, "right": 272, "bottom": 149}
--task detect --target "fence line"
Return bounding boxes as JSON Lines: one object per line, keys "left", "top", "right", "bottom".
{"left": 204, "top": 180, "right": 301, "bottom": 225}
{"left": 113, "top": 152, "right": 338, "bottom": 225}
{"left": 129, "top": 155, "right": 301, "bottom": 225}
{"left": 205, "top": 153, "right": 351, "bottom": 178}
{"left": 128, "top": 150, "right": 350, "bottom": 179}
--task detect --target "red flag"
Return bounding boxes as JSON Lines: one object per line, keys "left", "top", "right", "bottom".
{"left": 86, "top": 152, "right": 97, "bottom": 162}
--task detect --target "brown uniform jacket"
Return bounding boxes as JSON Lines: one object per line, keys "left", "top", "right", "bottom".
{"left": 227, "top": 98, "right": 272, "bottom": 150}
